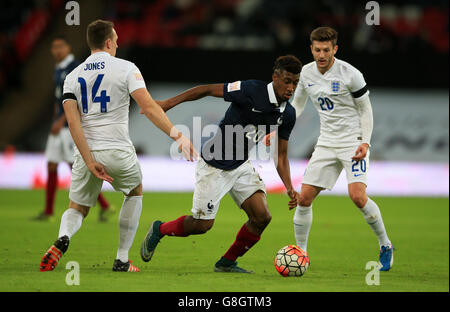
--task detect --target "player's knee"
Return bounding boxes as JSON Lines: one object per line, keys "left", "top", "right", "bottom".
{"left": 200, "top": 222, "right": 213, "bottom": 233}
{"left": 298, "top": 196, "right": 313, "bottom": 207}
{"left": 262, "top": 212, "right": 272, "bottom": 227}
{"left": 251, "top": 212, "right": 272, "bottom": 230}
{"left": 193, "top": 220, "right": 214, "bottom": 234}
{"left": 74, "top": 206, "right": 89, "bottom": 218}
{"left": 127, "top": 184, "right": 143, "bottom": 197}
{"left": 68, "top": 200, "right": 89, "bottom": 217}
{"left": 350, "top": 193, "right": 367, "bottom": 209}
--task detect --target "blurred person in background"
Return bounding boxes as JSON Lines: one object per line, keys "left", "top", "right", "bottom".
{"left": 33, "top": 36, "right": 113, "bottom": 222}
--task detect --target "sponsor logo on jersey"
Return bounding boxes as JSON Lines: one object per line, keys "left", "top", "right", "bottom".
{"left": 227, "top": 81, "right": 241, "bottom": 92}
{"left": 331, "top": 81, "right": 340, "bottom": 92}
{"left": 134, "top": 73, "right": 144, "bottom": 81}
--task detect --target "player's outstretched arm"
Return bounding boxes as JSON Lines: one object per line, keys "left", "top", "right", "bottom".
{"left": 275, "top": 138, "right": 298, "bottom": 209}
{"left": 131, "top": 88, "right": 198, "bottom": 161}
{"left": 157, "top": 84, "right": 224, "bottom": 112}
{"left": 63, "top": 99, "right": 113, "bottom": 183}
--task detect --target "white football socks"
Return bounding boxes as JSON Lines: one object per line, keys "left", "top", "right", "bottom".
{"left": 359, "top": 197, "right": 391, "bottom": 248}
{"left": 116, "top": 195, "right": 143, "bottom": 263}
{"left": 293, "top": 205, "right": 313, "bottom": 252}
{"left": 58, "top": 208, "right": 84, "bottom": 239}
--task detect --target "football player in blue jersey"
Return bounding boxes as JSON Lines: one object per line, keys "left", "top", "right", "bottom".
{"left": 141, "top": 55, "right": 302, "bottom": 273}
{"left": 33, "top": 36, "right": 113, "bottom": 222}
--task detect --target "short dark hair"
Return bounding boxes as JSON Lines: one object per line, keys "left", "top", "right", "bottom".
{"left": 87, "top": 19, "right": 114, "bottom": 50}
{"left": 310, "top": 26, "right": 338, "bottom": 46}
{"left": 273, "top": 55, "right": 302, "bottom": 75}
{"left": 53, "top": 35, "right": 70, "bottom": 45}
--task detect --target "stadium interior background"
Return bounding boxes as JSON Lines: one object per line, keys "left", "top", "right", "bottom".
{"left": 0, "top": 0, "right": 448, "bottom": 195}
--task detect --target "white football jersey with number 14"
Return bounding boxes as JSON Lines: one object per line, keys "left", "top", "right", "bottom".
{"left": 292, "top": 57, "right": 369, "bottom": 147}
{"left": 62, "top": 51, "right": 146, "bottom": 152}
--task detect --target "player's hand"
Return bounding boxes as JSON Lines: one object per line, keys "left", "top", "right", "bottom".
{"left": 176, "top": 134, "right": 198, "bottom": 162}
{"left": 263, "top": 131, "right": 276, "bottom": 146}
{"left": 287, "top": 189, "right": 300, "bottom": 210}
{"left": 87, "top": 162, "right": 114, "bottom": 183}
{"left": 352, "top": 143, "right": 369, "bottom": 161}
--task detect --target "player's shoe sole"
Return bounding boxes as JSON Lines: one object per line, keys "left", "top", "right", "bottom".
{"left": 379, "top": 243, "right": 394, "bottom": 271}
{"left": 112, "top": 259, "right": 140, "bottom": 272}
{"left": 214, "top": 257, "right": 254, "bottom": 274}
{"left": 140, "top": 220, "right": 163, "bottom": 262}
{"left": 40, "top": 235, "right": 70, "bottom": 272}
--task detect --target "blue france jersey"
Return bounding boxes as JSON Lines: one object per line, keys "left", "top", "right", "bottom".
{"left": 202, "top": 80, "right": 296, "bottom": 170}
{"left": 54, "top": 54, "right": 79, "bottom": 121}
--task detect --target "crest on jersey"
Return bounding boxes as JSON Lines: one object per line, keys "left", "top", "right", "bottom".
{"left": 331, "top": 81, "right": 340, "bottom": 92}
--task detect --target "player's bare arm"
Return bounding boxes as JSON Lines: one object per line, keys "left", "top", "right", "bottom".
{"left": 157, "top": 83, "right": 224, "bottom": 112}
{"left": 352, "top": 95, "right": 373, "bottom": 161}
{"left": 50, "top": 113, "right": 67, "bottom": 135}
{"left": 275, "top": 138, "right": 298, "bottom": 209}
{"left": 131, "top": 88, "right": 198, "bottom": 161}
{"left": 63, "top": 99, "right": 113, "bottom": 183}
{"left": 49, "top": 101, "right": 67, "bottom": 135}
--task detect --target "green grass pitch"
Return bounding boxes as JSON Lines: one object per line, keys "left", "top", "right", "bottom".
{"left": 0, "top": 189, "right": 448, "bottom": 292}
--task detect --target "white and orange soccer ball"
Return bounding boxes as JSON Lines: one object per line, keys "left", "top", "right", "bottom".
{"left": 274, "top": 245, "right": 310, "bottom": 277}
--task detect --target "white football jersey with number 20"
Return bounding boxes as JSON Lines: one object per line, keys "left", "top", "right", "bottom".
{"left": 62, "top": 51, "right": 146, "bottom": 152}
{"left": 292, "top": 57, "right": 369, "bottom": 147}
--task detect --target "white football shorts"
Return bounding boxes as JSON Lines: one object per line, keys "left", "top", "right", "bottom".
{"left": 302, "top": 145, "right": 370, "bottom": 190}
{"left": 44, "top": 127, "right": 74, "bottom": 164}
{"left": 191, "top": 158, "right": 266, "bottom": 220}
{"left": 69, "top": 148, "right": 142, "bottom": 207}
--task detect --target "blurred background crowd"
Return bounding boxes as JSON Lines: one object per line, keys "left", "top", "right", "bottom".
{"left": 0, "top": 0, "right": 448, "bottom": 163}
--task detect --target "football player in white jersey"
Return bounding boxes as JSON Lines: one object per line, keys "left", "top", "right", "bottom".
{"left": 33, "top": 36, "right": 113, "bottom": 223}
{"left": 40, "top": 20, "right": 197, "bottom": 273}
{"left": 290, "top": 27, "right": 393, "bottom": 271}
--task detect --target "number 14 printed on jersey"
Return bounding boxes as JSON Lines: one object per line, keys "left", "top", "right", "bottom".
{"left": 78, "top": 74, "right": 110, "bottom": 113}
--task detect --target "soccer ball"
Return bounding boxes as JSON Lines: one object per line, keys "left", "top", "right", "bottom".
{"left": 274, "top": 245, "right": 310, "bottom": 277}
